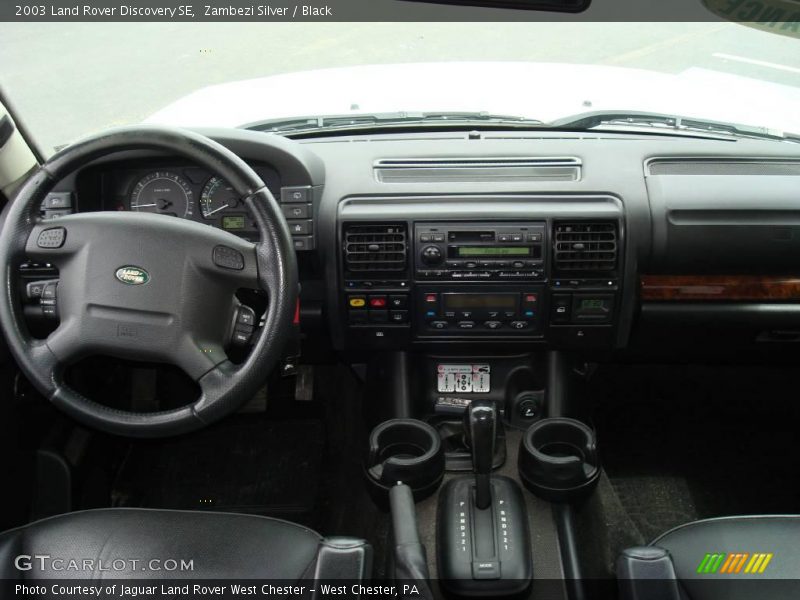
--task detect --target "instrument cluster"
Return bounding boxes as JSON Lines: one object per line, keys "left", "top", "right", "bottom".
{"left": 113, "top": 164, "right": 281, "bottom": 240}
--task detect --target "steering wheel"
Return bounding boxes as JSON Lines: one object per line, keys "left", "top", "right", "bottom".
{"left": 0, "top": 126, "right": 298, "bottom": 437}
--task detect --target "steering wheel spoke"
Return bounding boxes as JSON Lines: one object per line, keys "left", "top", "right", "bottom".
{"left": 24, "top": 219, "right": 84, "bottom": 267}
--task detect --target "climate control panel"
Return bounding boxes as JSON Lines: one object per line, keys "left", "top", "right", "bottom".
{"left": 416, "top": 286, "right": 543, "bottom": 336}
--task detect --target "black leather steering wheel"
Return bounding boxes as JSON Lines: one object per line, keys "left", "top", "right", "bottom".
{"left": 0, "top": 126, "right": 298, "bottom": 437}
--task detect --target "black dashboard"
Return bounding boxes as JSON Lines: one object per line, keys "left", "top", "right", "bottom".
{"left": 24, "top": 127, "right": 800, "bottom": 359}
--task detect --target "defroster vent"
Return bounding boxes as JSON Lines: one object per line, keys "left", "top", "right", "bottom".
{"left": 344, "top": 224, "right": 408, "bottom": 273}
{"left": 554, "top": 222, "right": 617, "bottom": 272}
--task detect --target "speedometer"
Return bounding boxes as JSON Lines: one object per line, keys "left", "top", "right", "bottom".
{"left": 200, "top": 176, "right": 241, "bottom": 219}
{"left": 130, "top": 171, "right": 194, "bottom": 218}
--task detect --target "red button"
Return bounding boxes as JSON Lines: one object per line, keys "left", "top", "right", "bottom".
{"left": 369, "top": 296, "right": 387, "bottom": 308}
{"left": 425, "top": 294, "right": 438, "bottom": 303}
{"left": 524, "top": 294, "right": 538, "bottom": 303}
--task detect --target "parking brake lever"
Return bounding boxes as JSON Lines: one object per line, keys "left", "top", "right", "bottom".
{"left": 466, "top": 400, "right": 496, "bottom": 510}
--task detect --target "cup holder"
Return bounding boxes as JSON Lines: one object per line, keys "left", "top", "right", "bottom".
{"left": 518, "top": 417, "right": 600, "bottom": 503}
{"left": 365, "top": 419, "right": 445, "bottom": 505}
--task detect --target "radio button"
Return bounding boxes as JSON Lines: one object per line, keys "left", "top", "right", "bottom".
{"left": 509, "top": 321, "right": 530, "bottom": 330}
{"left": 498, "top": 234, "right": 511, "bottom": 242}
{"left": 457, "top": 321, "right": 476, "bottom": 329}
{"left": 424, "top": 309, "right": 438, "bottom": 320}
{"left": 459, "top": 311, "right": 473, "bottom": 319}
{"left": 484, "top": 321, "right": 503, "bottom": 330}
{"left": 464, "top": 261, "right": 478, "bottom": 269}
{"left": 432, "top": 233, "right": 446, "bottom": 242}
{"left": 430, "top": 321, "right": 449, "bottom": 330}
{"left": 512, "top": 261, "right": 526, "bottom": 268}
{"left": 522, "top": 309, "right": 536, "bottom": 318}
{"left": 527, "top": 232, "right": 542, "bottom": 242}
{"left": 511, "top": 234, "right": 523, "bottom": 242}
{"left": 419, "top": 234, "right": 432, "bottom": 242}
{"left": 503, "top": 310, "right": 516, "bottom": 318}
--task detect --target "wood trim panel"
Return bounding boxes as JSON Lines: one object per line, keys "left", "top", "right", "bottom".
{"left": 640, "top": 275, "right": 800, "bottom": 301}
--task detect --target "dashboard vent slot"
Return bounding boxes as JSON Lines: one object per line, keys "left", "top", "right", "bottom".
{"left": 344, "top": 224, "right": 407, "bottom": 272}
{"left": 554, "top": 222, "right": 617, "bottom": 272}
{"left": 374, "top": 157, "right": 581, "bottom": 183}
{"left": 648, "top": 159, "right": 800, "bottom": 176}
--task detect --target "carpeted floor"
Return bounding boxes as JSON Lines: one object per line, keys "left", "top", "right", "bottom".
{"left": 112, "top": 416, "right": 326, "bottom": 526}
{"left": 575, "top": 364, "right": 800, "bottom": 578}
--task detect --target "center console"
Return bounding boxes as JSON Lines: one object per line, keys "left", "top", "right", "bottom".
{"left": 337, "top": 195, "right": 624, "bottom": 350}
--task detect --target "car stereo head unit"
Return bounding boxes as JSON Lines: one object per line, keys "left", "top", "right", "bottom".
{"left": 415, "top": 222, "right": 546, "bottom": 281}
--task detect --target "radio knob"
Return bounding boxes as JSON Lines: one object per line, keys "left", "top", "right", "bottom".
{"left": 420, "top": 245, "right": 443, "bottom": 266}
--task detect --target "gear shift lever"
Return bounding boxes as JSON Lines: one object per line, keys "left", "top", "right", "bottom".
{"left": 465, "top": 400, "right": 496, "bottom": 510}
{"left": 439, "top": 400, "right": 532, "bottom": 595}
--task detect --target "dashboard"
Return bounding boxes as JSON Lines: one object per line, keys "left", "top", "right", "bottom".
{"left": 22, "top": 127, "right": 800, "bottom": 359}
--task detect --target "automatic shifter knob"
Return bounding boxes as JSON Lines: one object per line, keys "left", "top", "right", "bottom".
{"left": 465, "top": 400, "right": 496, "bottom": 509}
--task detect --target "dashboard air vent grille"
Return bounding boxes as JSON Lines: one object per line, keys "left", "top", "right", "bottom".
{"left": 374, "top": 157, "right": 581, "bottom": 183}
{"left": 344, "top": 224, "right": 407, "bottom": 272}
{"left": 648, "top": 160, "right": 800, "bottom": 176}
{"left": 554, "top": 222, "right": 617, "bottom": 271}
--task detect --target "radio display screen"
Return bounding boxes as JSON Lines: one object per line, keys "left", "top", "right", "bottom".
{"left": 444, "top": 294, "right": 517, "bottom": 309}
{"left": 457, "top": 246, "right": 531, "bottom": 257}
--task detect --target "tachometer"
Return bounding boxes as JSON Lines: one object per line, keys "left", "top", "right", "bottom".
{"left": 200, "top": 176, "right": 241, "bottom": 219}
{"left": 130, "top": 171, "right": 194, "bottom": 218}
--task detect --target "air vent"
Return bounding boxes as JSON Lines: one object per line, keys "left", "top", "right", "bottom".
{"left": 554, "top": 222, "right": 617, "bottom": 272}
{"left": 374, "top": 157, "right": 581, "bottom": 183}
{"left": 344, "top": 224, "right": 408, "bottom": 273}
{"left": 648, "top": 159, "right": 800, "bottom": 176}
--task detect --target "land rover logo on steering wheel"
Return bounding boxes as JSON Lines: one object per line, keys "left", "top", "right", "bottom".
{"left": 115, "top": 266, "right": 150, "bottom": 285}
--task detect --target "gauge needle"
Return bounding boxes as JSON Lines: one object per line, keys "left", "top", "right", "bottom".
{"left": 204, "top": 204, "right": 230, "bottom": 217}
{"left": 131, "top": 203, "right": 157, "bottom": 208}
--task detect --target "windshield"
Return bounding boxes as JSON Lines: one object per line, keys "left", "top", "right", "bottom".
{"left": 2, "top": 22, "right": 799, "bottom": 153}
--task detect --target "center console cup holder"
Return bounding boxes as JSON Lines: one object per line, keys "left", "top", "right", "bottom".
{"left": 365, "top": 419, "right": 445, "bottom": 506}
{"left": 518, "top": 417, "right": 600, "bottom": 503}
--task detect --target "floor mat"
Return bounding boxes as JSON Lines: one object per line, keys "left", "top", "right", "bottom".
{"left": 594, "top": 365, "right": 800, "bottom": 527}
{"left": 575, "top": 364, "right": 800, "bottom": 579}
{"left": 112, "top": 416, "right": 325, "bottom": 525}
{"left": 607, "top": 475, "right": 697, "bottom": 542}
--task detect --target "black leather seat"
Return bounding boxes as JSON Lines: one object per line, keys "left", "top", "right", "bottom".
{"left": 0, "top": 508, "right": 371, "bottom": 580}
{"left": 617, "top": 515, "right": 800, "bottom": 600}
